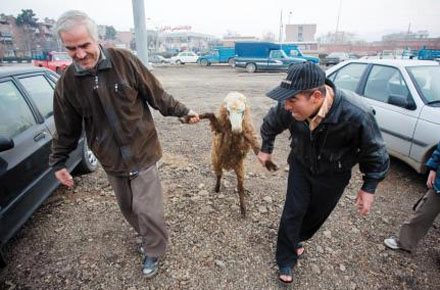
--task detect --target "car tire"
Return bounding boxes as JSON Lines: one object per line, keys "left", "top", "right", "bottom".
{"left": 228, "top": 58, "right": 235, "bottom": 67}
{"left": 176, "top": 60, "right": 182, "bottom": 65}
{"left": 200, "top": 59, "right": 209, "bottom": 66}
{"left": 245, "top": 63, "right": 257, "bottom": 73}
{"left": 76, "top": 139, "right": 98, "bottom": 173}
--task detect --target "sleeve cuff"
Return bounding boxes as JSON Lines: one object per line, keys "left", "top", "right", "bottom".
{"left": 52, "top": 162, "right": 67, "bottom": 172}
{"left": 361, "top": 179, "right": 379, "bottom": 194}
{"left": 260, "top": 141, "right": 273, "bottom": 154}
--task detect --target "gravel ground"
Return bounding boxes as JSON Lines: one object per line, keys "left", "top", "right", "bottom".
{"left": 1, "top": 65, "right": 439, "bottom": 290}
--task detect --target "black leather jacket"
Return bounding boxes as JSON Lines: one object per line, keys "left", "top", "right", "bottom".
{"left": 260, "top": 84, "right": 389, "bottom": 193}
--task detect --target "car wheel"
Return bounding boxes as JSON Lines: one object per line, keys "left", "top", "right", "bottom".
{"left": 176, "top": 60, "right": 182, "bottom": 65}
{"left": 228, "top": 58, "right": 235, "bottom": 67}
{"left": 76, "top": 139, "right": 98, "bottom": 173}
{"left": 245, "top": 63, "right": 257, "bottom": 73}
{"left": 200, "top": 59, "right": 209, "bottom": 66}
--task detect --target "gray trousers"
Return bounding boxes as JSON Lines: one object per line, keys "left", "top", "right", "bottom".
{"left": 107, "top": 164, "right": 168, "bottom": 257}
{"left": 398, "top": 189, "right": 440, "bottom": 252}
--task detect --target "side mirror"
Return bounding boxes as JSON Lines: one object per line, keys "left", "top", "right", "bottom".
{"left": 388, "top": 94, "right": 416, "bottom": 110}
{"left": 0, "top": 136, "right": 14, "bottom": 152}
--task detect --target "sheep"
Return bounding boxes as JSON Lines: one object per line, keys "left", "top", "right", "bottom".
{"left": 181, "top": 92, "right": 277, "bottom": 217}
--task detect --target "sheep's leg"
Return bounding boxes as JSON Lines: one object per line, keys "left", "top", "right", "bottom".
{"left": 200, "top": 113, "right": 223, "bottom": 133}
{"left": 234, "top": 163, "right": 246, "bottom": 218}
{"left": 214, "top": 166, "right": 222, "bottom": 193}
{"left": 243, "top": 130, "right": 260, "bottom": 156}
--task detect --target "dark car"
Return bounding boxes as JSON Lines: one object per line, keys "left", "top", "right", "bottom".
{"left": 0, "top": 67, "right": 98, "bottom": 266}
{"left": 322, "top": 52, "right": 349, "bottom": 66}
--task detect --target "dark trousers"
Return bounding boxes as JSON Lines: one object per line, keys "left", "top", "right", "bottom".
{"left": 276, "top": 162, "right": 351, "bottom": 268}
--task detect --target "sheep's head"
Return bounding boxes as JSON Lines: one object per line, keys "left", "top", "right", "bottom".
{"left": 223, "top": 92, "right": 247, "bottom": 133}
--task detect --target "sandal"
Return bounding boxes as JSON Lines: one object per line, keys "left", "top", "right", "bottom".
{"left": 295, "top": 243, "right": 304, "bottom": 258}
{"left": 279, "top": 266, "right": 294, "bottom": 284}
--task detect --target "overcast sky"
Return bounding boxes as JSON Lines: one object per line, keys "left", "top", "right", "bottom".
{"left": 2, "top": 0, "right": 440, "bottom": 41}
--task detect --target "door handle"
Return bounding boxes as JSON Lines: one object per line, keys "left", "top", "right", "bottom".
{"left": 34, "top": 132, "right": 47, "bottom": 142}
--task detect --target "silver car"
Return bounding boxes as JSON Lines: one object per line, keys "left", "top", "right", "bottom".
{"left": 326, "top": 59, "right": 440, "bottom": 173}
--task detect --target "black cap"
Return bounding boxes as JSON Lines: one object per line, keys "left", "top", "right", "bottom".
{"left": 266, "top": 62, "right": 326, "bottom": 101}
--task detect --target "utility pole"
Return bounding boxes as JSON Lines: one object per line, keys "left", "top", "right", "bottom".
{"left": 278, "top": 9, "right": 283, "bottom": 43}
{"left": 335, "top": 0, "right": 342, "bottom": 43}
{"left": 131, "top": 0, "right": 149, "bottom": 67}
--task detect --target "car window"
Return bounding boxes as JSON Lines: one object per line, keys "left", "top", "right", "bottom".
{"left": 270, "top": 50, "right": 284, "bottom": 58}
{"left": 0, "top": 81, "right": 36, "bottom": 138}
{"left": 407, "top": 66, "right": 440, "bottom": 104}
{"left": 331, "top": 63, "right": 368, "bottom": 92}
{"left": 364, "top": 65, "right": 410, "bottom": 104}
{"left": 19, "top": 75, "right": 54, "bottom": 119}
{"left": 289, "top": 49, "right": 299, "bottom": 56}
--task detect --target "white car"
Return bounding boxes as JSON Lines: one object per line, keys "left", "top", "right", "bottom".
{"left": 170, "top": 52, "right": 199, "bottom": 64}
{"left": 326, "top": 59, "right": 440, "bottom": 173}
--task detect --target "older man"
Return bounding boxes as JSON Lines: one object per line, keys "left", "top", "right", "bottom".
{"left": 49, "top": 10, "right": 199, "bottom": 277}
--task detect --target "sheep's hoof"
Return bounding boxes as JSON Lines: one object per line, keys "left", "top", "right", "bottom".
{"left": 240, "top": 208, "right": 247, "bottom": 218}
{"left": 214, "top": 185, "right": 220, "bottom": 193}
{"left": 265, "top": 160, "right": 279, "bottom": 172}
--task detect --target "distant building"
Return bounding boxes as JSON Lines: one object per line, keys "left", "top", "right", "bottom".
{"left": 221, "top": 36, "right": 258, "bottom": 47}
{"left": 382, "top": 30, "right": 429, "bottom": 42}
{"left": 160, "top": 31, "right": 217, "bottom": 51}
{"left": 35, "top": 17, "right": 58, "bottom": 51}
{"left": 285, "top": 24, "right": 316, "bottom": 42}
{"left": 0, "top": 14, "right": 14, "bottom": 58}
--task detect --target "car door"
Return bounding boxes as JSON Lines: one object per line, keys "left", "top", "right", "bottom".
{"left": 17, "top": 73, "right": 57, "bottom": 136}
{"left": 267, "top": 50, "right": 284, "bottom": 70}
{"left": 188, "top": 52, "right": 197, "bottom": 63}
{"left": 328, "top": 62, "right": 369, "bottom": 93}
{"left": 0, "top": 78, "right": 52, "bottom": 225}
{"left": 359, "top": 64, "right": 421, "bottom": 158}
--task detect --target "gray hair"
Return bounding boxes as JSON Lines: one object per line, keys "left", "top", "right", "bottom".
{"left": 55, "top": 10, "right": 99, "bottom": 41}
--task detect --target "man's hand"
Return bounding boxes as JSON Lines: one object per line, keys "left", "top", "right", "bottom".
{"left": 355, "top": 190, "right": 375, "bottom": 216}
{"left": 257, "top": 151, "right": 272, "bottom": 166}
{"left": 55, "top": 168, "right": 74, "bottom": 188}
{"left": 427, "top": 170, "right": 436, "bottom": 189}
{"left": 187, "top": 110, "right": 200, "bottom": 124}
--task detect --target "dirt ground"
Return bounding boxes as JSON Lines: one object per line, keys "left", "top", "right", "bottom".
{"left": 1, "top": 64, "right": 439, "bottom": 290}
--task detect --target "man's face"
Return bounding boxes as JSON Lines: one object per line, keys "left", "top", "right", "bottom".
{"left": 60, "top": 24, "right": 100, "bottom": 70}
{"left": 284, "top": 91, "right": 321, "bottom": 121}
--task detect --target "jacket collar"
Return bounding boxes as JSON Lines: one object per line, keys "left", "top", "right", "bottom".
{"left": 74, "top": 45, "right": 112, "bottom": 76}
{"left": 322, "top": 79, "right": 343, "bottom": 124}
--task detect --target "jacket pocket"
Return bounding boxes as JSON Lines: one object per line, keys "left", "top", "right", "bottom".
{"left": 114, "top": 81, "right": 138, "bottom": 104}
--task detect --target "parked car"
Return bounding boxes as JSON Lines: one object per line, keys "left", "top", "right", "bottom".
{"left": 322, "top": 52, "right": 349, "bottom": 66}
{"left": 234, "top": 42, "right": 305, "bottom": 73}
{"left": 149, "top": 55, "right": 170, "bottom": 64}
{"left": 0, "top": 67, "right": 98, "bottom": 266}
{"left": 326, "top": 59, "right": 440, "bottom": 173}
{"left": 32, "top": 51, "right": 72, "bottom": 74}
{"left": 170, "top": 52, "right": 199, "bottom": 64}
{"left": 197, "top": 47, "right": 235, "bottom": 66}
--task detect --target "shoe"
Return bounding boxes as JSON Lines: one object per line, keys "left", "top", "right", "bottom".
{"left": 142, "top": 256, "right": 159, "bottom": 278}
{"left": 384, "top": 237, "right": 401, "bottom": 250}
{"left": 279, "top": 266, "right": 294, "bottom": 284}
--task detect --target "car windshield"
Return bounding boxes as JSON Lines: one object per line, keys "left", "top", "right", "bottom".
{"left": 52, "top": 53, "right": 71, "bottom": 61}
{"left": 406, "top": 66, "right": 440, "bottom": 104}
